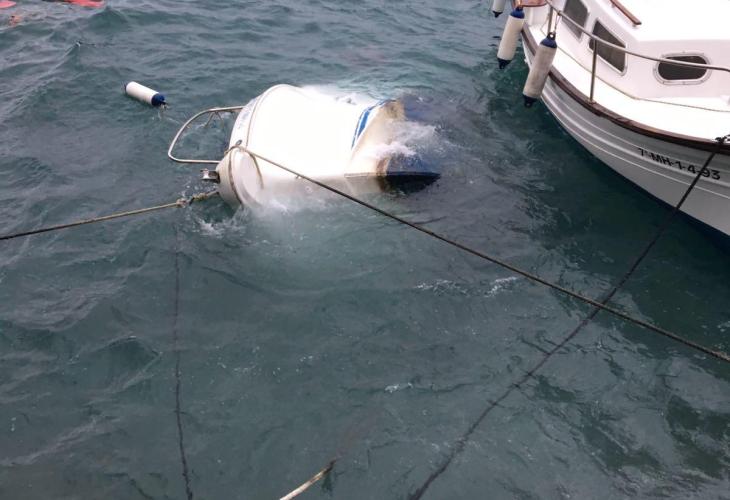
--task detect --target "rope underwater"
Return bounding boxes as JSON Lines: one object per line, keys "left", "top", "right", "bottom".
{"left": 229, "top": 137, "right": 729, "bottom": 499}
{"left": 230, "top": 144, "right": 730, "bottom": 364}
{"left": 0, "top": 191, "right": 219, "bottom": 242}
{"left": 1, "top": 191, "right": 214, "bottom": 496}
{"left": 3, "top": 140, "right": 725, "bottom": 498}
{"left": 173, "top": 225, "right": 195, "bottom": 500}
{"left": 222, "top": 139, "right": 730, "bottom": 495}
{"left": 408, "top": 135, "right": 730, "bottom": 499}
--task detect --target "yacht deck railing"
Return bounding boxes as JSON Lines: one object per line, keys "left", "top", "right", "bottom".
{"left": 539, "top": 0, "right": 730, "bottom": 102}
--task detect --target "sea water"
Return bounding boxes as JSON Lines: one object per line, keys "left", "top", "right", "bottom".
{"left": 0, "top": 1, "right": 728, "bottom": 499}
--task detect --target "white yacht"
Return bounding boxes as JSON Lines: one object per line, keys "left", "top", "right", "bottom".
{"left": 495, "top": 0, "right": 730, "bottom": 236}
{"left": 169, "top": 85, "right": 439, "bottom": 206}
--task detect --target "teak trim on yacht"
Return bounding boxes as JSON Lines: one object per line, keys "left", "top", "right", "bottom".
{"left": 608, "top": 0, "right": 642, "bottom": 26}
{"left": 521, "top": 28, "right": 730, "bottom": 156}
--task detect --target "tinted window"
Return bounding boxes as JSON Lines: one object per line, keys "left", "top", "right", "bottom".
{"left": 589, "top": 21, "right": 626, "bottom": 72}
{"left": 563, "top": 0, "right": 588, "bottom": 38}
{"left": 657, "top": 55, "right": 708, "bottom": 81}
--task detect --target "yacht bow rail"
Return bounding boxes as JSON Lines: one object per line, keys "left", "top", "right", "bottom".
{"left": 168, "top": 106, "right": 245, "bottom": 164}
{"left": 540, "top": 0, "right": 730, "bottom": 102}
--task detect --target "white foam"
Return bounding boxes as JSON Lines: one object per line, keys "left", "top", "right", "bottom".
{"left": 301, "top": 84, "right": 380, "bottom": 108}
{"left": 385, "top": 382, "right": 413, "bottom": 393}
{"left": 364, "top": 119, "right": 438, "bottom": 161}
{"left": 300, "top": 85, "right": 439, "bottom": 163}
{"left": 485, "top": 277, "right": 519, "bottom": 297}
{"left": 192, "top": 206, "right": 251, "bottom": 239}
{"left": 415, "top": 276, "right": 519, "bottom": 297}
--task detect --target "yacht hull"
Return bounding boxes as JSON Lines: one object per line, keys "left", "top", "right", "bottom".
{"left": 524, "top": 42, "right": 730, "bottom": 237}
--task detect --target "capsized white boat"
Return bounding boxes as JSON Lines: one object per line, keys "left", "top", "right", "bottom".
{"left": 169, "top": 85, "right": 439, "bottom": 207}
{"left": 494, "top": 0, "right": 730, "bottom": 236}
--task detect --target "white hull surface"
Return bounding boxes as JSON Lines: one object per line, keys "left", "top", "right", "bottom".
{"left": 540, "top": 72, "right": 730, "bottom": 235}
{"left": 217, "top": 85, "right": 438, "bottom": 207}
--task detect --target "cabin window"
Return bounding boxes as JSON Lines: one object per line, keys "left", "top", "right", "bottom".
{"left": 563, "top": 0, "right": 588, "bottom": 38}
{"left": 589, "top": 21, "right": 626, "bottom": 72}
{"left": 656, "top": 55, "right": 709, "bottom": 83}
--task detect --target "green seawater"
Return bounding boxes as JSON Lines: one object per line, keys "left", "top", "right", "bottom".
{"left": 0, "top": 1, "right": 728, "bottom": 498}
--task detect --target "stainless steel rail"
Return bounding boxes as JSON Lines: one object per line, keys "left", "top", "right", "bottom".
{"left": 167, "top": 106, "right": 244, "bottom": 164}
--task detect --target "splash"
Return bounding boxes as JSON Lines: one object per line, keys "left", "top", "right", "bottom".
{"left": 301, "top": 84, "right": 381, "bottom": 108}
{"left": 303, "top": 85, "right": 440, "bottom": 162}
{"left": 385, "top": 382, "right": 414, "bottom": 393}
{"left": 485, "top": 276, "right": 519, "bottom": 297}
{"left": 364, "top": 118, "right": 438, "bottom": 161}
{"left": 415, "top": 276, "right": 519, "bottom": 297}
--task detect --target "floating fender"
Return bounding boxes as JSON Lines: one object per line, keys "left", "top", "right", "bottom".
{"left": 491, "top": 0, "right": 507, "bottom": 18}
{"left": 124, "top": 81, "right": 166, "bottom": 107}
{"left": 522, "top": 34, "right": 557, "bottom": 107}
{"left": 497, "top": 7, "right": 525, "bottom": 69}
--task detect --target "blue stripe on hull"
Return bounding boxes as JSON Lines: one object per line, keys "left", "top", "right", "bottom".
{"left": 351, "top": 100, "right": 391, "bottom": 148}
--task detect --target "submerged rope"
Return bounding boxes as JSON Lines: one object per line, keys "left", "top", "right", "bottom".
{"left": 234, "top": 145, "right": 730, "bottom": 363}
{"left": 409, "top": 136, "right": 729, "bottom": 499}
{"left": 239, "top": 136, "right": 729, "bottom": 498}
{"left": 173, "top": 226, "right": 194, "bottom": 500}
{"left": 0, "top": 191, "right": 219, "bottom": 242}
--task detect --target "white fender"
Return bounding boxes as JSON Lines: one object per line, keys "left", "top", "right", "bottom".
{"left": 523, "top": 34, "right": 558, "bottom": 107}
{"left": 491, "top": 0, "right": 507, "bottom": 17}
{"left": 124, "top": 81, "right": 166, "bottom": 107}
{"left": 497, "top": 7, "right": 525, "bottom": 69}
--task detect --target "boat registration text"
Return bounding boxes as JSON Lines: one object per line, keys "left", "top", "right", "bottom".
{"left": 638, "top": 147, "right": 721, "bottom": 180}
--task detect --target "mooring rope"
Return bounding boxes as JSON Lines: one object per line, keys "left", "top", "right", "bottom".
{"left": 407, "top": 136, "right": 729, "bottom": 498}
{"left": 1, "top": 141, "right": 725, "bottom": 499}
{"left": 279, "top": 461, "right": 335, "bottom": 500}
{"left": 0, "top": 191, "right": 219, "bottom": 242}
{"left": 235, "top": 136, "right": 729, "bottom": 498}
{"left": 0, "top": 191, "right": 217, "bottom": 494}
{"left": 173, "top": 225, "right": 195, "bottom": 500}
{"left": 232, "top": 145, "right": 730, "bottom": 364}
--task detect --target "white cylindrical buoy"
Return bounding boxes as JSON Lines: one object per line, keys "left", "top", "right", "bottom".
{"left": 497, "top": 6, "right": 525, "bottom": 69}
{"left": 491, "top": 0, "right": 507, "bottom": 18}
{"left": 124, "top": 81, "right": 166, "bottom": 107}
{"left": 522, "top": 34, "right": 558, "bottom": 107}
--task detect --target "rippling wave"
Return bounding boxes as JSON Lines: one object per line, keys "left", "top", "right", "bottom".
{"left": 1, "top": 1, "right": 728, "bottom": 499}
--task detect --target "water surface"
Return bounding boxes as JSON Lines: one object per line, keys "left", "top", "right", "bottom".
{"left": 1, "top": 1, "right": 728, "bottom": 499}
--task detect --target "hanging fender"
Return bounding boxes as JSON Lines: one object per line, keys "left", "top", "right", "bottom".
{"left": 491, "top": 0, "right": 507, "bottom": 18}
{"left": 522, "top": 33, "right": 557, "bottom": 107}
{"left": 496, "top": 6, "right": 525, "bottom": 69}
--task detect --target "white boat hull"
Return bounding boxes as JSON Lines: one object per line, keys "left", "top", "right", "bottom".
{"left": 217, "top": 85, "right": 438, "bottom": 207}
{"left": 525, "top": 51, "right": 730, "bottom": 237}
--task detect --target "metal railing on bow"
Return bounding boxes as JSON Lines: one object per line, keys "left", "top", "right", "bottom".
{"left": 167, "top": 106, "right": 245, "bottom": 164}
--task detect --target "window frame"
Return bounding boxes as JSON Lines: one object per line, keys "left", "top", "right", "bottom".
{"left": 588, "top": 20, "right": 627, "bottom": 75}
{"left": 562, "top": 0, "right": 589, "bottom": 40}
{"left": 654, "top": 53, "right": 712, "bottom": 85}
